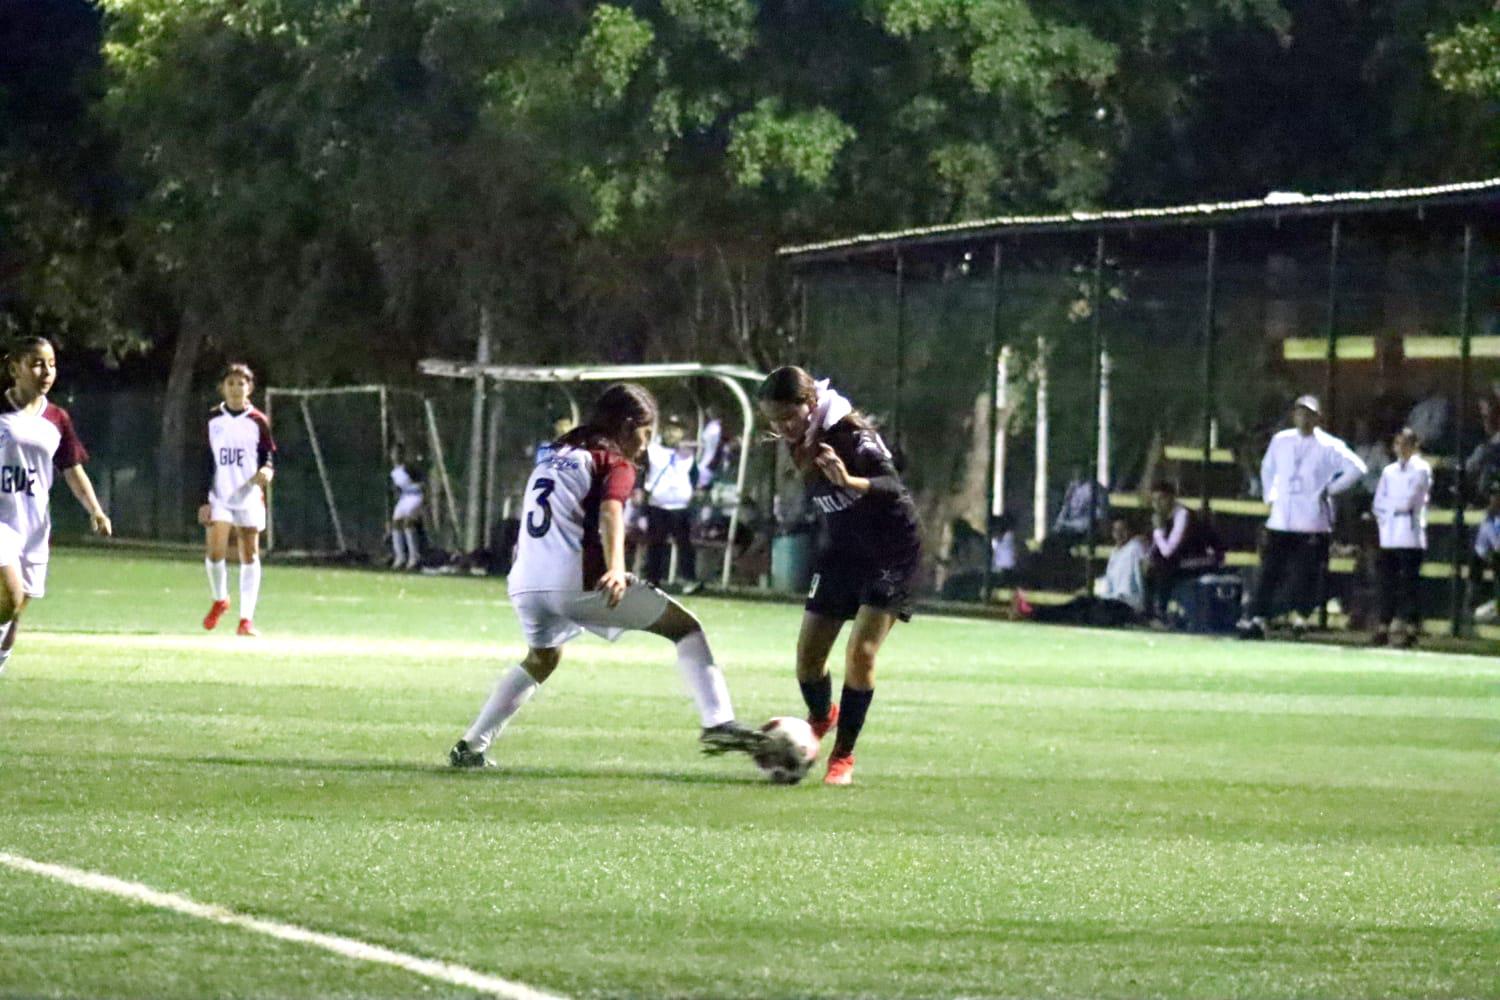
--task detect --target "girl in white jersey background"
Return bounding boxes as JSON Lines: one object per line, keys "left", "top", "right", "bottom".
{"left": 450, "top": 382, "right": 768, "bottom": 768}
{"left": 387, "top": 441, "right": 424, "bottom": 571}
{"left": 200, "top": 363, "right": 276, "bottom": 637}
{"left": 0, "top": 336, "right": 112, "bottom": 677}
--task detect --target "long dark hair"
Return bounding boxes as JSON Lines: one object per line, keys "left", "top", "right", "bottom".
{"left": 6, "top": 336, "right": 53, "bottom": 372}
{"left": 756, "top": 365, "right": 873, "bottom": 434}
{"left": 556, "top": 382, "right": 658, "bottom": 454}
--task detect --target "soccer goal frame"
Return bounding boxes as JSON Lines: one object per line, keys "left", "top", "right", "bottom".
{"left": 263, "top": 385, "right": 464, "bottom": 557}
{"left": 418, "top": 360, "right": 765, "bottom": 589}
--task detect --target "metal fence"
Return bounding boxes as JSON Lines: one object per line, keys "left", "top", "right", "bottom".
{"left": 789, "top": 188, "right": 1500, "bottom": 626}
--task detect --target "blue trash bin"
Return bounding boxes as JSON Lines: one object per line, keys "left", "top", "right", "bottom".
{"left": 771, "top": 532, "right": 814, "bottom": 594}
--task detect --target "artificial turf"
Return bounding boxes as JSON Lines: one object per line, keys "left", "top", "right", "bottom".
{"left": 0, "top": 549, "right": 1493, "bottom": 998}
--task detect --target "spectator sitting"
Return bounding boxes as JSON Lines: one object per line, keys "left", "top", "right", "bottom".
{"left": 1048, "top": 468, "right": 1108, "bottom": 551}
{"left": 1469, "top": 484, "right": 1500, "bottom": 622}
{"left": 1019, "top": 517, "right": 1148, "bottom": 627}
{"left": 1370, "top": 428, "right": 1431, "bottom": 648}
{"left": 939, "top": 517, "right": 991, "bottom": 601}
{"left": 989, "top": 512, "right": 1023, "bottom": 585}
{"left": 696, "top": 411, "right": 723, "bottom": 490}
{"left": 1463, "top": 412, "right": 1500, "bottom": 497}
{"left": 641, "top": 416, "right": 699, "bottom": 591}
{"left": 1144, "top": 480, "right": 1224, "bottom": 620}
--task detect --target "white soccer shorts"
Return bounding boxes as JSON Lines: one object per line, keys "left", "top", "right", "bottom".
{"left": 0, "top": 522, "right": 45, "bottom": 598}
{"left": 392, "top": 494, "right": 423, "bottom": 521}
{"left": 207, "top": 502, "right": 266, "bottom": 531}
{"left": 509, "top": 581, "right": 670, "bottom": 649}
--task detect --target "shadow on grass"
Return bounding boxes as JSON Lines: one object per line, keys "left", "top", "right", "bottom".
{"left": 179, "top": 754, "right": 765, "bottom": 785}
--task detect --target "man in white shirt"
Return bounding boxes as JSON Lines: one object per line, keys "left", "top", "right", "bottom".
{"left": 1239, "top": 395, "right": 1366, "bottom": 639}
{"left": 641, "top": 416, "right": 699, "bottom": 590}
{"left": 1370, "top": 428, "right": 1431, "bottom": 647}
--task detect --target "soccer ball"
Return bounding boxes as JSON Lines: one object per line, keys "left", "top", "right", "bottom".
{"left": 755, "top": 717, "right": 819, "bottom": 785}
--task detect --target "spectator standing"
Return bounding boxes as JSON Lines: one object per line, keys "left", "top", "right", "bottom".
{"left": 1145, "top": 481, "right": 1223, "bottom": 620}
{"left": 641, "top": 417, "right": 699, "bottom": 591}
{"left": 1238, "top": 395, "right": 1366, "bottom": 639}
{"left": 1049, "top": 468, "right": 1108, "bottom": 550}
{"left": 1370, "top": 428, "right": 1431, "bottom": 648}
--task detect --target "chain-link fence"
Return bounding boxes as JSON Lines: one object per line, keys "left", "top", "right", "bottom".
{"left": 791, "top": 194, "right": 1500, "bottom": 625}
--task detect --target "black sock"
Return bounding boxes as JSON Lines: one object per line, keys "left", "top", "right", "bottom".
{"left": 799, "top": 673, "right": 833, "bottom": 721}
{"left": 832, "top": 685, "right": 874, "bottom": 758}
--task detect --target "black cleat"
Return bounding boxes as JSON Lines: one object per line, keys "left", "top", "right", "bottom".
{"left": 448, "top": 739, "right": 493, "bottom": 769}
{"left": 699, "top": 721, "right": 771, "bottom": 756}
{"left": 1236, "top": 619, "right": 1266, "bottom": 641}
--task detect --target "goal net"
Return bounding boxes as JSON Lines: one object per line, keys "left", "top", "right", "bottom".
{"left": 263, "top": 386, "right": 468, "bottom": 561}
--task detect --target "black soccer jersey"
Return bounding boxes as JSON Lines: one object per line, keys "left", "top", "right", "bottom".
{"left": 806, "top": 417, "right": 921, "bottom": 565}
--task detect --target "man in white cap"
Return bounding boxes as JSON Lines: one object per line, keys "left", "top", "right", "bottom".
{"left": 1238, "top": 394, "right": 1366, "bottom": 639}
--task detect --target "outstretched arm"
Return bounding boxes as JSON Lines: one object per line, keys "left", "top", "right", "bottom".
{"left": 63, "top": 466, "right": 112, "bottom": 537}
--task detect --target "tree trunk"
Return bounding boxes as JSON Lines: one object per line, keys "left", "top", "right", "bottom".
{"left": 156, "top": 308, "right": 205, "bottom": 540}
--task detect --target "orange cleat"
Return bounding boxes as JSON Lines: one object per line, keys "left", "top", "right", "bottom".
{"left": 236, "top": 618, "right": 259, "bottom": 637}
{"left": 824, "top": 752, "right": 855, "bottom": 786}
{"left": 809, "top": 702, "right": 840, "bottom": 742}
{"left": 203, "top": 599, "right": 230, "bottom": 631}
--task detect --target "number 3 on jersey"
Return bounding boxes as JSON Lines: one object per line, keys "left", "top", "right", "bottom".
{"left": 526, "top": 477, "right": 556, "bottom": 538}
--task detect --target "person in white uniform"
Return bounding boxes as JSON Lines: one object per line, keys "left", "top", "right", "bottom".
{"left": 387, "top": 442, "right": 424, "bottom": 571}
{"left": 448, "top": 383, "right": 768, "bottom": 769}
{"left": 1239, "top": 394, "right": 1366, "bottom": 639}
{"left": 199, "top": 363, "right": 276, "bottom": 637}
{"left": 1370, "top": 427, "right": 1431, "bottom": 647}
{"left": 641, "top": 416, "right": 699, "bottom": 589}
{"left": 0, "top": 336, "right": 113, "bottom": 677}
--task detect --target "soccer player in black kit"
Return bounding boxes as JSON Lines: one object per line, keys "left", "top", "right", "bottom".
{"left": 757, "top": 366, "right": 922, "bottom": 785}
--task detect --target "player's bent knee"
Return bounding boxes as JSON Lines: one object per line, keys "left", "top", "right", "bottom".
{"left": 522, "top": 647, "right": 562, "bottom": 682}
{"left": 646, "top": 599, "right": 699, "bottom": 643}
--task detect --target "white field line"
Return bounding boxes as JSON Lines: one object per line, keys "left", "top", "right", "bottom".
{"left": 0, "top": 852, "right": 567, "bottom": 1000}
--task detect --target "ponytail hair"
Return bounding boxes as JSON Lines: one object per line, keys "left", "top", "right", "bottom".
{"left": 756, "top": 364, "right": 875, "bottom": 436}
{"left": 555, "top": 382, "right": 658, "bottom": 455}
{"left": 756, "top": 365, "right": 818, "bottom": 408}
{"left": 6, "top": 336, "right": 54, "bottom": 371}
{"left": 220, "top": 362, "right": 255, "bottom": 385}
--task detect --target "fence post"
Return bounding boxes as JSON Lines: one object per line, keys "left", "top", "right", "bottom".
{"left": 893, "top": 248, "right": 907, "bottom": 446}
{"left": 1085, "top": 235, "right": 1107, "bottom": 593}
{"left": 982, "top": 240, "right": 1004, "bottom": 599}
{"left": 1450, "top": 223, "right": 1476, "bottom": 636}
{"left": 1200, "top": 229, "right": 1218, "bottom": 515}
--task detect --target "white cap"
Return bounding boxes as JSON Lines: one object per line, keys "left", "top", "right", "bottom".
{"left": 1293, "top": 394, "right": 1320, "bottom": 415}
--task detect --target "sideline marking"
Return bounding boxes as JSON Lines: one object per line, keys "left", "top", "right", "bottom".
{"left": 0, "top": 852, "right": 566, "bottom": 1000}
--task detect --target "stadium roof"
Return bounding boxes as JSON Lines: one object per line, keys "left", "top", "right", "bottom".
{"left": 778, "top": 176, "right": 1500, "bottom": 265}
{"left": 418, "top": 360, "right": 765, "bottom": 384}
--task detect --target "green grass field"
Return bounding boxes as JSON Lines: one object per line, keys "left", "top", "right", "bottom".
{"left": 1, "top": 549, "right": 1494, "bottom": 999}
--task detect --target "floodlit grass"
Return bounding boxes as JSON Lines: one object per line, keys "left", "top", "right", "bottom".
{"left": 1, "top": 549, "right": 1495, "bottom": 999}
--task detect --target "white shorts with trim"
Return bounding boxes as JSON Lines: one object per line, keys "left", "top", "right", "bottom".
{"left": 0, "top": 522, "right": 46, "bottom": 598}
{"left": 509, "top": 581, "right": 669, "bottom": 649}
{"left": 392, "top": 494, "right": 423, "bottom": 521}
{"left": 208, "top": 503, "right": 266, "bottom": 531}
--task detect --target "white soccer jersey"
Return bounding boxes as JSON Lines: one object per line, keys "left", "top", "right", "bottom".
{"left": 390, "top": 463, "right": 423, "bottom": 497}
{"left": 507, "top": 443, "right": 636, "bottom": 594}
{"left": 0, "top": 396, "right": 89, "bottom": 564}
{"left": 205, "top": 404, "right": 275, "bottom": 509}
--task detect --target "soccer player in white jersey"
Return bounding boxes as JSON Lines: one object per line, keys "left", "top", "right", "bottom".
{"left": 199, "top": 363, "right": 276, "bottom": 637}
{"left": 0, "top": 336, "right": 113, "bottom": 677}
{"left": 449, "top": 383, "right": 768, "bottom": 768}
{"left": 387, "top": 442, "right": 424, "bottom": 571}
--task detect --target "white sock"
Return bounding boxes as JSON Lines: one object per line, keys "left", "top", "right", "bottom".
{"left": 239, "top": 558, "right": 262, "bottom": 621}
{"left": 676, "top": 630, "right": 734, "bottom": 728}
{"left": 392, "top": 529, "right": 407, "bottom": 566}
{"left": 402, "top": 527, "right": 420, "bottom": 568}
{"left": 206, "top": 559, "right": 228, "bottom": 601}
{"left": 0, "top": 620, "right": 12, "bottom": 676}
{"left": 463, "top": 664, "right": 540, "bottom": 752}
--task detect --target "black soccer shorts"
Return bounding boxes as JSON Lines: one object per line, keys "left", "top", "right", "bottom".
{"left": 804, "top": 550, "right": 919, "bottom": 623}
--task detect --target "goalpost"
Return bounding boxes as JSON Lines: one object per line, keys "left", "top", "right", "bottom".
{"left": 263, "top": 386, "right": 465, "bottom": 559}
